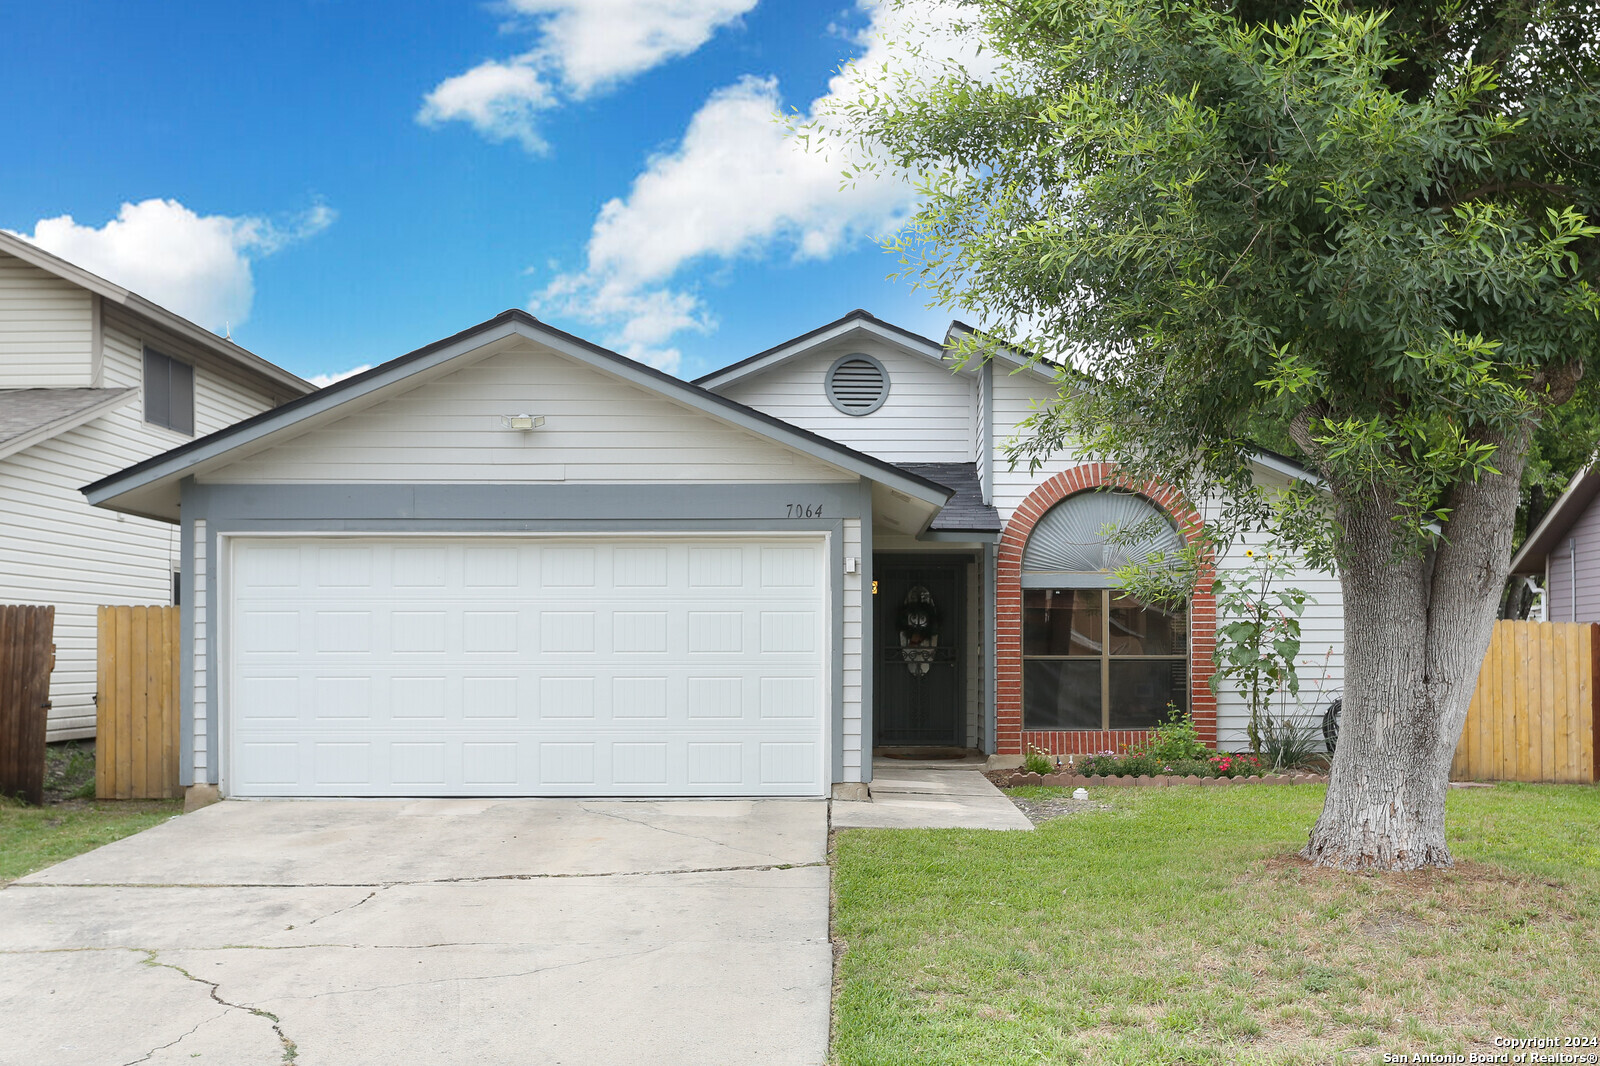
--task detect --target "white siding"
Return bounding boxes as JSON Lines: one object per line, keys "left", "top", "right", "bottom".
{"left": 843, "top": 519, "right": 863, "bottom": 781}
{"left": 1545, "top": 497, "right": 1600, "bottom": 623}
{"left": 0, "top": 252, "right": 94, "bottom": 387}
{"left": 208, "top": 341, "right": 854, "bottom": 485}
{"left": 1211, "top": 524, "right": 1346, "bottom": 752}
{"left": 719, "top": 339, "right": 976, "bottom": 464}
{"left": 0, "top": 318, "right": 280, "bottom": 739}
{"left": 990, "top": 365, "right": 1089, "bottom": 521}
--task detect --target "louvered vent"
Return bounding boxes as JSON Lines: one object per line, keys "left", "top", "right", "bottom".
{"left": 826, "top": 354, "right": 889, "bottom": 415}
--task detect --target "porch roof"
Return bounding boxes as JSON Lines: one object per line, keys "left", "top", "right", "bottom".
{"left": 897, "top": 462, "right": 1002, "bottom": 536}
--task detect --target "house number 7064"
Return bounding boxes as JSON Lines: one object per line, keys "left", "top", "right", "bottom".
{"left": 785, "top": 503, "right": 823, "bottom": 518}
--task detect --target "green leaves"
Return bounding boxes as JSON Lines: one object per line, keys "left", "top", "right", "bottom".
{"left": 819, "top": 0, "right": 1597, "bottom": 566}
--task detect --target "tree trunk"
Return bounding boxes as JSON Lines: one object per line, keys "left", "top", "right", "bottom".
{"left": 1301, "top": 436, "right": 1532, "bottom": 871}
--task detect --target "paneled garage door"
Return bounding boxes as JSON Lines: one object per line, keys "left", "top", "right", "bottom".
{"left": 226, "top": 536, "right": 828, "bottom": 797}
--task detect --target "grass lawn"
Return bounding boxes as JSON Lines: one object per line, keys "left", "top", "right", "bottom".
{"left": 831, "top": 784, "right": 1600, "bottom": 1065}
{"left": 1, "top": 742, "right": 181, "bottom": 885}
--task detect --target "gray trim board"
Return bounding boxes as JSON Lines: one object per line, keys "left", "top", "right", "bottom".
{"left": 919, "top": 530, "right": 1000, "bottom": 543}
{"left": 984, "top": 541, "right": 998, "bottom": 754}
{"left": 858, "top": 479, "right": 875, "bottom": 784}
{"left": 178, "top": 490, "right": 195, "bottom": 788}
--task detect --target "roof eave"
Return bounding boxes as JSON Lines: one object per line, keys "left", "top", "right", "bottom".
{"left": 695, "top": 310, "right": 951, "bottom": 391}
{"left": 1510, "top": 463, "right": 1600, "bottom": 573}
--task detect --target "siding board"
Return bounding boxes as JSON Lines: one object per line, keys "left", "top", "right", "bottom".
{"left": 720, "top": 339, "right": 976, "bottom": 464}
{"left": 0, "top": 253, "right": 93, "bottom": 386}
{"left": 208, "top": 342, "right": 854, "bottom": 485}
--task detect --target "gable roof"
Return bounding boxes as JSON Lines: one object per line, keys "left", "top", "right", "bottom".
{"left": 83, "top": 309, "right": 954, "bottom": 523}
{"left": 1510, "top": 461, "right": 1600, "bottom": 573}
{"left": 694, "top": 309, "right": 955, "bottom": 391}
{"left": 0, "top": 229, "right": 311, "bottom": 397}
{"left": 0, "top": 387, "right": 137, "bottom": 462}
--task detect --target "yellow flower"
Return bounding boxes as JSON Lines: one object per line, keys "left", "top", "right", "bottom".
{"left": 1244, "top": 549, "right": 1255, "bottom": 558}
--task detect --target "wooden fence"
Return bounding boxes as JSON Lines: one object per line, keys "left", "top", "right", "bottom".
{"left": 1452, "top": 621, "right": 1599, "bottom": 784}
{"left": 96, "top": 606, "right": 181, "bottom": 800}
{"left": 0, "top": 606, "right": 56, "bottom": 806}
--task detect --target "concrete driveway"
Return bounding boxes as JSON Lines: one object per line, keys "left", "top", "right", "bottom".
{"left": 0, "top": 798, "right": 830, "bottom": 1066}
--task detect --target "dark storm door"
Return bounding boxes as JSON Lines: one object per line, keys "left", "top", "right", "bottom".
{"left": 874, "top": 560, "right": 965, "bottom": 746}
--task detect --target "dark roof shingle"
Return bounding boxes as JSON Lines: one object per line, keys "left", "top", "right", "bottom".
{"left": 896, "top": 462, "right": 1002, "bottom": 533}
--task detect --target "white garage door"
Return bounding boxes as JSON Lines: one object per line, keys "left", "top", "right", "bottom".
{"left": 226, "top": 536, "right": 828, "bottom": 797}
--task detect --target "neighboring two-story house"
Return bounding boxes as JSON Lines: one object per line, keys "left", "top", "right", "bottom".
{"left": 85, "top": 308, "right": 1345, "bottom": 799}
{"left": 1510, "top": 461, "right": 1600, "bottom": 624}
{"left": 0, "top": 230, "right": 310, "bottom": 740}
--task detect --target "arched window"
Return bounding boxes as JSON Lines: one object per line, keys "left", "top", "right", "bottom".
{"left": 1021, "top": 491, "right": 1188, "bottom": 731}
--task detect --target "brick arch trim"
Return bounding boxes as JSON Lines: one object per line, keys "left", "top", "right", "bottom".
{"left": 995, "top": 463, "right": 1217, "bottom": 756}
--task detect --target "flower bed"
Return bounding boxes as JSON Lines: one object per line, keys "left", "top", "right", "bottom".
{"left": 1014, "top": 710, "right": 1328, "bottom": 786}
{"left": 989, "top": 768, "right": 1329, "bottom": 788}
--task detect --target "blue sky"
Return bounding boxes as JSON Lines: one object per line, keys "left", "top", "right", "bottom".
{"left": 1, "top": 1, "right": 962, "bottom": 384}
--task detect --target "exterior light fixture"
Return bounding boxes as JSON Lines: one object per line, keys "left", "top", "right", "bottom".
{"left": 501, "top": 414, "right": 545, "bottom": 431}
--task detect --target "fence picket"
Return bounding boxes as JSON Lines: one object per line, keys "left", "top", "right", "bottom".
{"left": 96, "top": 606, "right": 181, "bottom": 799}
{"left": 1454, "top": 621, "right": 1599, "bottom": 784}
{"left": 0, "top": 606, "right": 55, "bottom": 805}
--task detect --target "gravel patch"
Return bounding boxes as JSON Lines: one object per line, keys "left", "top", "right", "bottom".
{"left": 1006, "top": 794, "right": 1114, "bottom": 825}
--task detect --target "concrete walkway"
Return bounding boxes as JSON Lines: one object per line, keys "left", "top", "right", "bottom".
{"left": 830, "top": 760, "right": 1034, "bottom": 830}
{"left": 0, "top": 798, "right": 830, "bottom": 1066}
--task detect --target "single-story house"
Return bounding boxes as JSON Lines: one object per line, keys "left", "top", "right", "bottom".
{"left": 84, "top": 309, "right": 1345, "bottom": 798}
{"left": 1511, "top": 461, "right": 1600, "bottom": 623}
{"left": 0, "top": 230, "right": 311, "bottom": 740}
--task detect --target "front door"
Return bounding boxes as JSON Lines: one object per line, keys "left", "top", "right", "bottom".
{"left": 873, "top": 559, "right": 965, "bottom": 747}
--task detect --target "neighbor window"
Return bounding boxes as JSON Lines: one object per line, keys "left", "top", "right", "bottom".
{"left": 143, "top": 347, "right": 194, "bottom": 435}
{"left": 1023, "top": 588, "right": 1188, "bottom": 730}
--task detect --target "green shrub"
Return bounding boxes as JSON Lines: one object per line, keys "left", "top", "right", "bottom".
{"left": 1128, "top": 705, "right": 1212, "bottom": 764}
{"left": 1075, "top": 753, "right": 1122, "bottom": 776}
{"left": 1024, "top": 746, "right": 1056, "bottom": 775}
{"left": 1164, "top": 758, "right": 1215, "bottom": 777}
{"left": 1258, "top": 717, "right": 1322, "bottom": 771}
{"left": 1076, "top": 752, "right": 1168, "bottom": 777}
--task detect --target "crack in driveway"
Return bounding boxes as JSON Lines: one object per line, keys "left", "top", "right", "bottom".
{"left": 121, "top": 1009, "right": 229, "bottom": 1066}
{"left": 128, "top": 948, "right": 299, "bottom": 1064}
{"left": 7, "top": 858, "right": 828, "bottom": 890}
{"left": 259, "top": 944, "right": 671, "bottom": 1004}
{"left": 574, "top": 803, "right": 784, "bottom": 862}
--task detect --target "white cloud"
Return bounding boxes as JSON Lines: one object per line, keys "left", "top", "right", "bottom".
{"left": 307, "top": 363, "right": 373, "bottom": 389}
{"left": 419, "top": 0, "right": 757, "bottom": 152}
{"left": 16, "top": 198, "right": 333, "bottom": 334}
{"left": 510, "top": 0, "right": 760, "bottom": 95}
{"left": 417, "top": 59, "right": 556, "bottom": 153}
{"left": 534, "top": 0, "right": 992, "bottom": 373}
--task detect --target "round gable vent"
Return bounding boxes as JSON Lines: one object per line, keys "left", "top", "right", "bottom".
{"left": 825, "top": 353, "right": 890, "bottom": 415}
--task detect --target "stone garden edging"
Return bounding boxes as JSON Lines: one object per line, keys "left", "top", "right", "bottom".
{"left": 987, "top": 770, "right": 1329, "bottom": 788}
